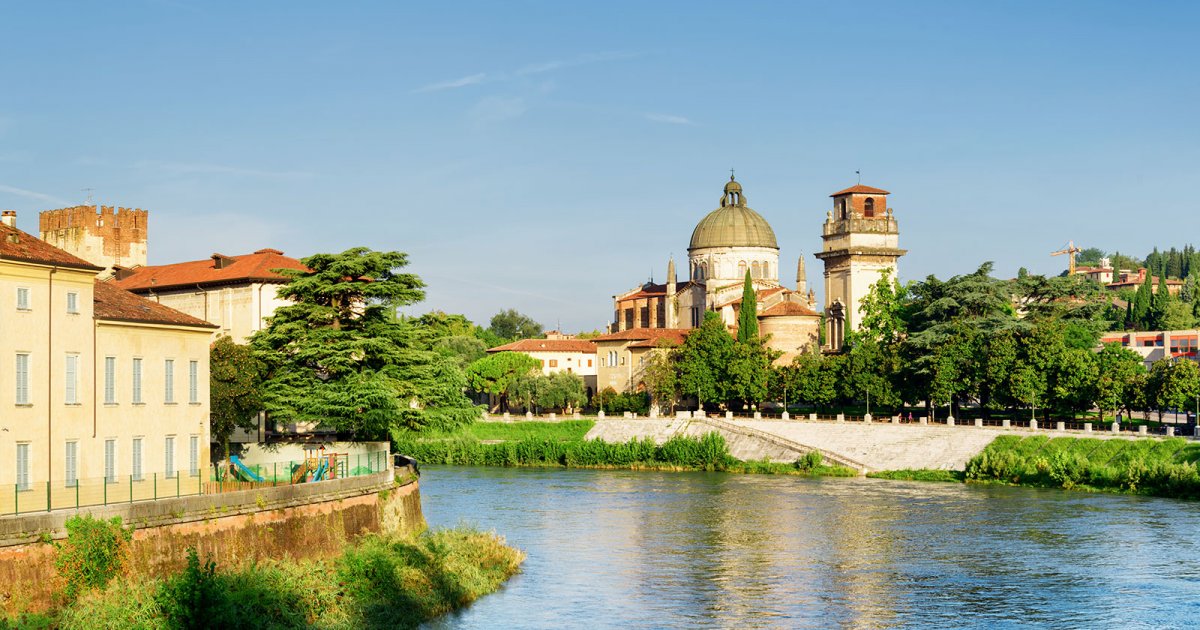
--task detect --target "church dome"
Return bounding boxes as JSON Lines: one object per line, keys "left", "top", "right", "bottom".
{"left": 688, "top": 175, "right": 778, "bottom": 250}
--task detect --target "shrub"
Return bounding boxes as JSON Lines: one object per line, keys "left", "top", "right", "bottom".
{"left": 54, "top": 515, "right": 132, "bottom": 601}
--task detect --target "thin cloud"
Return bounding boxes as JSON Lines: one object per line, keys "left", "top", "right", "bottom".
{"left": 0, "top": 184, "right": 70, "bottom": 206}
{"left": 411, "top": 72, "right": 488, "bottom": 94}
{"left": 515, "top": 51, "right": 638, "bottom": 76}
{"left": 135, "top": 160, "right": 313, "bottom": 179}
{"left": 645, "top": 113, "right": 695, "bottom": 125}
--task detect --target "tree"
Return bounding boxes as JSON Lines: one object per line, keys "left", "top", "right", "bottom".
{"left": 210, "top": 336, "right": 264, "bottom": 461}
{"left": 726, "top": 337, "right": 774, "bottom": 408}
{"left": 536, "top": 371, "right": 588, "bottom": 412}
{"left": 1148, "top": 359, "right": 1200, "bottom": 422}
{"left": 488, "top": 309, "right": 542, "bottom": 342}
{"left": 1095, "top": 343, "right": 1145, "bottom": 422}
{"left": 737, "top": 271, "right": 758, "bottom": 343}
{"left": 641, "top": 340, "right": 681, "bottom": 413}
{"left": 251, "top": 248, "right": 476, "bottom": 438}
{"left": 1150, "top": 273, "right": 1171, "bottom": 329}
{"left": 464, "top": 351, "right": 540, "bottom": 412}
{"left": 1132, "top": 270, "right": 1153, "bottom": 329}
{"left": 858, "top": 269, "right": 907, "bottom": 344}
{"left": 675, "top": 311, "right": 734, "bottom": 409}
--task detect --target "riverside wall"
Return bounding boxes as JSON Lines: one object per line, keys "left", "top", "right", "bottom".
{"left": 0, "top": 466, "right": 424, "bottom": 613}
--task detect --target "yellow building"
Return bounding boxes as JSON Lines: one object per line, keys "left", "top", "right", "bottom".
{"left": 594, "top": 328, "right": 690, "bottom": 393}
{"left": 0, "top": 214, "right": 215, "bottom": 506}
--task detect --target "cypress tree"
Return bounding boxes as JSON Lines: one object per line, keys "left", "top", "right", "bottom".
{"left": 738, "top": 270, "right": 758, "bottom": 342}
{"left": 1132, "top": 270, "right": 1152, "bottom": 329}
{"left": 1150, "top": 273, "right": 1171, "bottom": 329}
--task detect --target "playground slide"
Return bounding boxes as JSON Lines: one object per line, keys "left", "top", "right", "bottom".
{"left": 230, "top": 455, "right": 265, "bottom": 482}
{"left": 311, "top": 460, "right": 329, "bottom": 481}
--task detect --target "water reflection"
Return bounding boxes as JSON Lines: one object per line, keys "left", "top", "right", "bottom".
{"left": 421, "top": 468, "right": 1200, "bottom": 629}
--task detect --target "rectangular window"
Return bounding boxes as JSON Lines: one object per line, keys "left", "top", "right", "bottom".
{"left": 65, "top": 441, "right": 78, "bottom": 488}
{"left": 66, "top": 291, "right": 78, "bottom": 314}
{"left": 104, "top": 357, "right": 116, "bottom": 404}
{"left": 132, "top": 358, "right": 143, "bottom": 403}
{"left": 165, "top": 436, "right": 176, "bottom": 478}
{"left": 132, "top": 437, "right": 143, "bottom": 481}
{"left": 164, "top": 359, "right": 175, "bottom": 403}
{"left": 16, "top": 443, "right": 29, "bottom": 491}
{"left": 104, "top": 439, "right": 116, "bottom": 483}
{"left": 189, "top": 435, "right": 200, "bottom": 477}
{"left": 188, "top": 360, "right": 198, "bottom": 403}
{"left": 15, "top": 353, "right": 30, "bottom": 405}
{"left": 64, "top": 354, "right": 78, "bottom": 404}
{"left": 588, "top": 359, "right": 593, "bottom": 367}
{"left": 549, "top": 359, "right": 558, "bottom": 368}
{"left": 16, "top": 287, "right": 30, "bottom": 311}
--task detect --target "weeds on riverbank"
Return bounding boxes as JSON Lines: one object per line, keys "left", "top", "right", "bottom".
{"left": 397, "top": 420, "right": 595, "bottom": 443}
{"left": 395, "top": 432, "right": 856, "bottom": 477}
{"left": 10, "top": 526, "right": 524, "bottom": 630}
{"left": 965, "top": 435, "right": 1200, "bottom": 498}
{"left": 867, "top": 469, "right": 965, "bottom": 482}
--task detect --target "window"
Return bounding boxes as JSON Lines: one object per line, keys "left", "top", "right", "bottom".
{"left": 864, "top": 198, "right": 876, "bottom": 217}
{"left": 64, "top": 354, "right": 78, "bottom": 404}
{"left": 65, "top": 441, "right": 78, "bottom": 488}
{"left": 104, "top": 357, "right": 116, "bottom": 404}
{"left": 132, "top": 358, "right": 143, "bottom": 403}
{"left": 738, "top": 261, "right": 747, "bottom": 278}
{"left": 165, "top": 436, "right": 176, "bottom": 478}
{"left": 751, "top": 261, "right": 760, "bottom": 279}
{"left": 104, "top": 439, "right": 116, "bottom": 483}
{"left": 188, "top": 360, "right": 199, "bottom": 403}
{"left": 15, "top": 353, "right": 30, "bottom": 405}
{"left": 66, "top": 291, "right": 78, "bottom": 314}
{"left": 16, "top": 287, "right": 30, "bottom": 311}
{"left": 588, "top": 359, "right": 593, "bottom": 367}
{"left": 620, "top": 356, "right": 625, "bottom": 366}
{"left": 132, "top": 437, "right": 143, "bottom": 481}
{"left": 164, "top": 359, "right": 175, "bottom": 403}
{"left": 189, "top": 436, "right": 200, "bottom": 477}
{"left": 549, "top": 359, "right": 558, "bottom": 368}
{"left": 16, "top": 443, "right": 29, "bottom": 491}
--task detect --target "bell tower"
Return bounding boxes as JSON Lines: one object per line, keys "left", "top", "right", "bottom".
{"left": 813, "top": 184, "right": 905, "bottom": 351}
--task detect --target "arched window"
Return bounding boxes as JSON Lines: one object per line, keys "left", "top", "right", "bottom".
{"left": 751, "top": 261, "right": 761, "bottom": 279}
{"left": 864, "top": 198, "right": 875, "bottom": 217}
{"left": 738, "top": 261, "right": 747, "bottom": 278}
{"left": 839, "top": 199, "right": 847, "bottom": 219}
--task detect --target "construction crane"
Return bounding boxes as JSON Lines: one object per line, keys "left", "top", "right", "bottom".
{"left": 1051, "top": 241, "right": 1083, "bottom": 275}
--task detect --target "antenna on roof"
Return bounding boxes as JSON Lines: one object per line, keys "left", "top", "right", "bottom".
{"left": 81, "top": 188, "right": 94, "bottom": 204}
{"left": 855, "top": 170, "right": 861, "bottom": 185}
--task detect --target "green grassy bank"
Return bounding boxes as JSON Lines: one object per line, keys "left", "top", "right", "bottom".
{"left": 963, "top": 435, "right": 1200, "bottom": 498}
{"left": 394, "top": 430, "right": 855, "bottom": 477}
{"left": 6, "top": 519, "right": 524, "bottom": 629}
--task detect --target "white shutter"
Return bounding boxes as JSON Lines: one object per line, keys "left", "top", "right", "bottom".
{"left": 65, "top": 442, "right": 77, "bottom": 487}
{"left": 132, "top": 438, "right": 143, "bottom": 481}
{"left": 65, "top": 355, "right": 78, "bottom": 404}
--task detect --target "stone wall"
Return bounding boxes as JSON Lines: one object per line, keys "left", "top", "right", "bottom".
{"left": 0, "top": 467, "right": 423, "bottom": 613}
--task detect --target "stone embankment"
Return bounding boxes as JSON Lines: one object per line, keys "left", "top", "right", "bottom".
{"left": 585, "top": 417, "right": 1162, "bottom": 473}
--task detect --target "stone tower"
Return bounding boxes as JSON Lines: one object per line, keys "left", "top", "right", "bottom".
{"left": 39, "top": 205, "right": 148, "bottom": 279}
{"left": 813, "top": 184, "right": 905, "bottom": 351}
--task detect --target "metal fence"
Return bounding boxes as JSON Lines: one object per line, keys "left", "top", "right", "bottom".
{"left": 5, "top": 449, "right": 391, "bottom": 517}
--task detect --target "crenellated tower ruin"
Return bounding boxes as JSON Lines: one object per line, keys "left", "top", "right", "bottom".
{"left": 39, "top": 205, "right": 148, "bottom": 278}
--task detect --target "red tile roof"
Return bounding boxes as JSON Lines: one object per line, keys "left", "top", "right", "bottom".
{"left": 487, "top": 338, "right": 598, "bottom": 353}
{"left": 760, "top": 301, "right": 821, "bottom": 318}
{"left": 830, "top": 184, "right": 890, "bottom": 197}
{"left": 0, "top": 223, "right": 103, "bottom": 271}
{"left": 113, "top": 249, "right": 308, "bottom": 292}
{"left": 629, "top": 329, "right": 690, "bottom": 348}
{"left": 93, "top": 280, "right": 217, "bottom": 328}
{"left": 594, "top": 328, "right": 692, "bottom": 343}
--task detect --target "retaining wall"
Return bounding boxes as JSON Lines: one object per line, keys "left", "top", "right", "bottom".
{"left": 0, "top": 466, "right": 424, "bottom": 613}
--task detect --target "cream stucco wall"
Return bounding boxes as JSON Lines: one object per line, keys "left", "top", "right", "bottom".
{"left": 596, "top": 341, "right": 660, "bottom": 394}
{"left": 144, "top": 282, "right": 290, "bottom": 343}
{"left": 688, "top": 245, "right": 780, "bottom": 288}
{"left": 0, "top": 259, "right": 211, "bottom": 501}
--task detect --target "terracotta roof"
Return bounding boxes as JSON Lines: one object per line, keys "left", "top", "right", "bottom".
{"left": 830, "top": 184, "right": 890, "bottom": 197}
{"left": 113, "top": 249, "right": 308, "bottom": 292}
{"left": 720, "top": 286, "right": 788, "bottom": 308}
{"left": 93, "top": 280, "right": 217, "bottom": 328}
{"left": 629, "top": 329, "right": 690, "bottom": 348}
{"left": 760, "top": 301, "right": 821, "bottom": 318}
{"left": 594, "top": 328, "right": 693, "bottom": 343}
{"left": 487, "top": 338, "right": 598, "bottom": 353}
{"left": 0, "top": 223, "right": 103, "bottom": 271}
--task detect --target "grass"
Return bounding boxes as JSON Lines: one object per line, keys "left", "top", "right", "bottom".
{"left": 965, "top": 435, "right": 1200, "bottom": 499}
{"left": 463, "top": 420, "right": 595, "bottom": 442}
{"left": 867, "top": 469, "right": 965, "bottom": 482}
{"left": 394, "top": 432, "right": 856, "bottom": 477}
{"left": 8, "top": 526, "right": 524, "bottom": 630}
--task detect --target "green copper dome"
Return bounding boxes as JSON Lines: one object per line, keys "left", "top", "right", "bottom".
{"left": 688, "top": 175, "right": 779, "bottom": 250}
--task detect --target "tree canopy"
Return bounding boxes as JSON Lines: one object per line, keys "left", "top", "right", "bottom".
{"left": 210, "top": 336, "right": 264, "bottom": 458}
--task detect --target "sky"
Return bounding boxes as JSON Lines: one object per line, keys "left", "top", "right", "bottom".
{"left": 2, "top": 1, "right": 1198, "bottom": 332}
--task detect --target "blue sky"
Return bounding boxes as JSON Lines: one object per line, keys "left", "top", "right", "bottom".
{"left": 2, "top": 1, "right": 1197, "bottom": 332}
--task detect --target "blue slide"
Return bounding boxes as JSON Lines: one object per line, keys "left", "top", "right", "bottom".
{"left": 310, "top": 459, "right": 329, "bottom": 482}
{"left": 230, "top": 455, "right": 265, "bottom": 482}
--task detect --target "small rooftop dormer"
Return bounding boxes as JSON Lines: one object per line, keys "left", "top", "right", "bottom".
{"left": 211, "top": 253, "right": 236, "bottom": 270}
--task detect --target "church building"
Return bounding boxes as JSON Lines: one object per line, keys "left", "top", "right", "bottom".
{"left": 609, "top": 175, "right": 905, "bottom": 361}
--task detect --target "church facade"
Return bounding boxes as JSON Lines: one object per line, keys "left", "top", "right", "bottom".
{"left": 609, "top": 175, "right": 904, "bottom": 361}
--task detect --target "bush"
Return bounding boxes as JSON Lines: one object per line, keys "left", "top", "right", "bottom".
{"left": 54, "top": 515, "right": 133, "bottom": 601}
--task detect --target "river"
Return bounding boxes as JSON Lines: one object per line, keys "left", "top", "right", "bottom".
{"left": 419, "top": 466, "right": 1200, "bottom": 628}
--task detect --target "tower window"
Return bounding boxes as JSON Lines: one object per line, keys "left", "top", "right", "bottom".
{"left": 864, "top": 198, "right": 876, "bottom": 217}
{"left": 738, "top": 261, "right": 747, "bottom": 278}
{"left": 751, "top": 261, "right": 761, "bottom": 279}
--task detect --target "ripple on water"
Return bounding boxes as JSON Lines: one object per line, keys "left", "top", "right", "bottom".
{"left": 418, "top": 467, "right": 1200, "bottom": 629}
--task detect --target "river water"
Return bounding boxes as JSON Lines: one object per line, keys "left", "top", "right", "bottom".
{"left": 419, "top": 466, "right": 1200, "bottom": 629}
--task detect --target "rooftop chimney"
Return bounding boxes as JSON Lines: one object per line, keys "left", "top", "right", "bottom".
{"left": 0, "top": 211, "right": 15, "bottom": 228}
